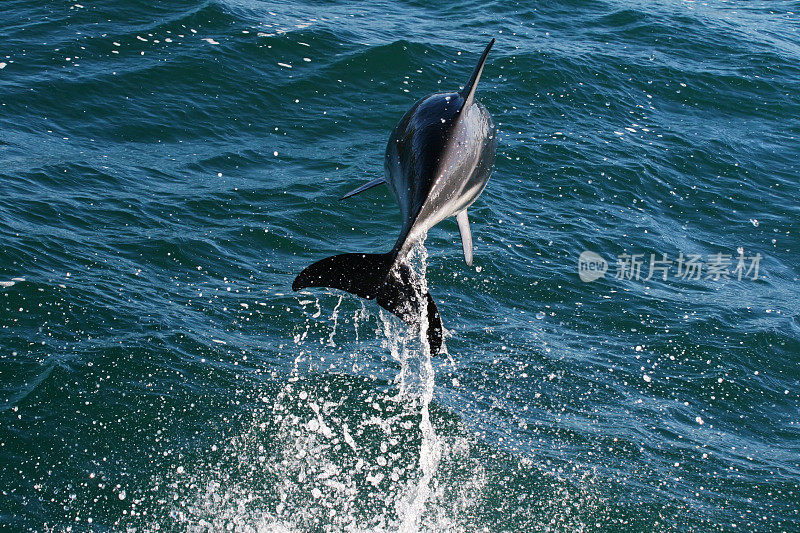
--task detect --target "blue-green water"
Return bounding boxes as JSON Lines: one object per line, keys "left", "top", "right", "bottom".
{"left": 1, "top": 0, "right": 799, "bottom": 531}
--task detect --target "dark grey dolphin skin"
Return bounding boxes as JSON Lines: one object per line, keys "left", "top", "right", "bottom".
{"left": 293, "top": 39, "right": 497, "bottom": 355}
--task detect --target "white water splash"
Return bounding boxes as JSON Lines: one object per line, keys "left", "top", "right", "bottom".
{"left": 380, "top": 241, "right": 444, "bottom": 532}
{"left": 142, "top": 242, "right": 572, "bottom": 532}
{"left": 327, "top": 294, "right": 344, "bottom": 347}
{"left": 353, "top": 300, "right": 369, "bottom": 342}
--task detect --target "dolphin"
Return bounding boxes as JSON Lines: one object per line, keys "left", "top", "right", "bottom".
{"left": 293, "top": 39, "right": 497, "bottom": 355}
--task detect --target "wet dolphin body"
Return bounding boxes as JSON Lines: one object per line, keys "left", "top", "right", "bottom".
{"left": 293, "top": 39, "right": 497, "bottom": 355}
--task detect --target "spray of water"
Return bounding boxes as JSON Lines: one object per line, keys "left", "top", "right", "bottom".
{"left": 380, "top": 242, "right": 443, "bottom": 532}
{"left": 130, "top": 239, "right": 604, "bottom": 532}
{"left": 327, "top": 295, "right": 344, "bottom": 347}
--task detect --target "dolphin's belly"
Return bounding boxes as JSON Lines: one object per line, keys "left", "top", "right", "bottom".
{"left": 408, "top": 102, "right": 497, "bottom": 243}
{"left": 384, "top": 93, "right": 496, "bottom": 258}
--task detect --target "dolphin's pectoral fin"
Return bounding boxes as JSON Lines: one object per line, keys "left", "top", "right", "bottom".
{"left": 457, "top": 210, "right": 473, "bottom": 267}
{"left": 340, "top": 178, "right": 386, "bottom": 200}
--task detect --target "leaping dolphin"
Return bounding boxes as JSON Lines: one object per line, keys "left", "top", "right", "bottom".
{"left": 293, "top": 39, "right": 497, "bottom": 355}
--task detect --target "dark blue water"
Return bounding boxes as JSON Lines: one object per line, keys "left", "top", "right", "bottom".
{"left": 1, "top": 0, "right": 799, "bottom": 531}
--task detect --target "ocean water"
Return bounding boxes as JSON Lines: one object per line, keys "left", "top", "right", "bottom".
{"left": 1, "top": 0, "right": 799, "bottom": 531}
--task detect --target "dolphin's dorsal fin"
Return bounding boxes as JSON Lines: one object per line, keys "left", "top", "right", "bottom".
{"left": 460, "top": 38, "right": 495, "bottom": 113}
{"left": 457, "top": 210, "right": 473, "bottom": 266}
{"left": 340, "top": 178, "right": 386, "bottom": 200}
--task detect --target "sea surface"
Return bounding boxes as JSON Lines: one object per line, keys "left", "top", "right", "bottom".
{"left": 1, "top": 0, "right": 799, "bottom": 531}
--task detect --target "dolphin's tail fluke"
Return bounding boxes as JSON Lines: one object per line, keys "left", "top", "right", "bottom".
{"left": 292, "top": 253, "right": 443, "bottom": 355}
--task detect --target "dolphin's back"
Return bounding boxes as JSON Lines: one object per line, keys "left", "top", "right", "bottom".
{"left": 384, "top": 92, "right": 464, "bottom": 237}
